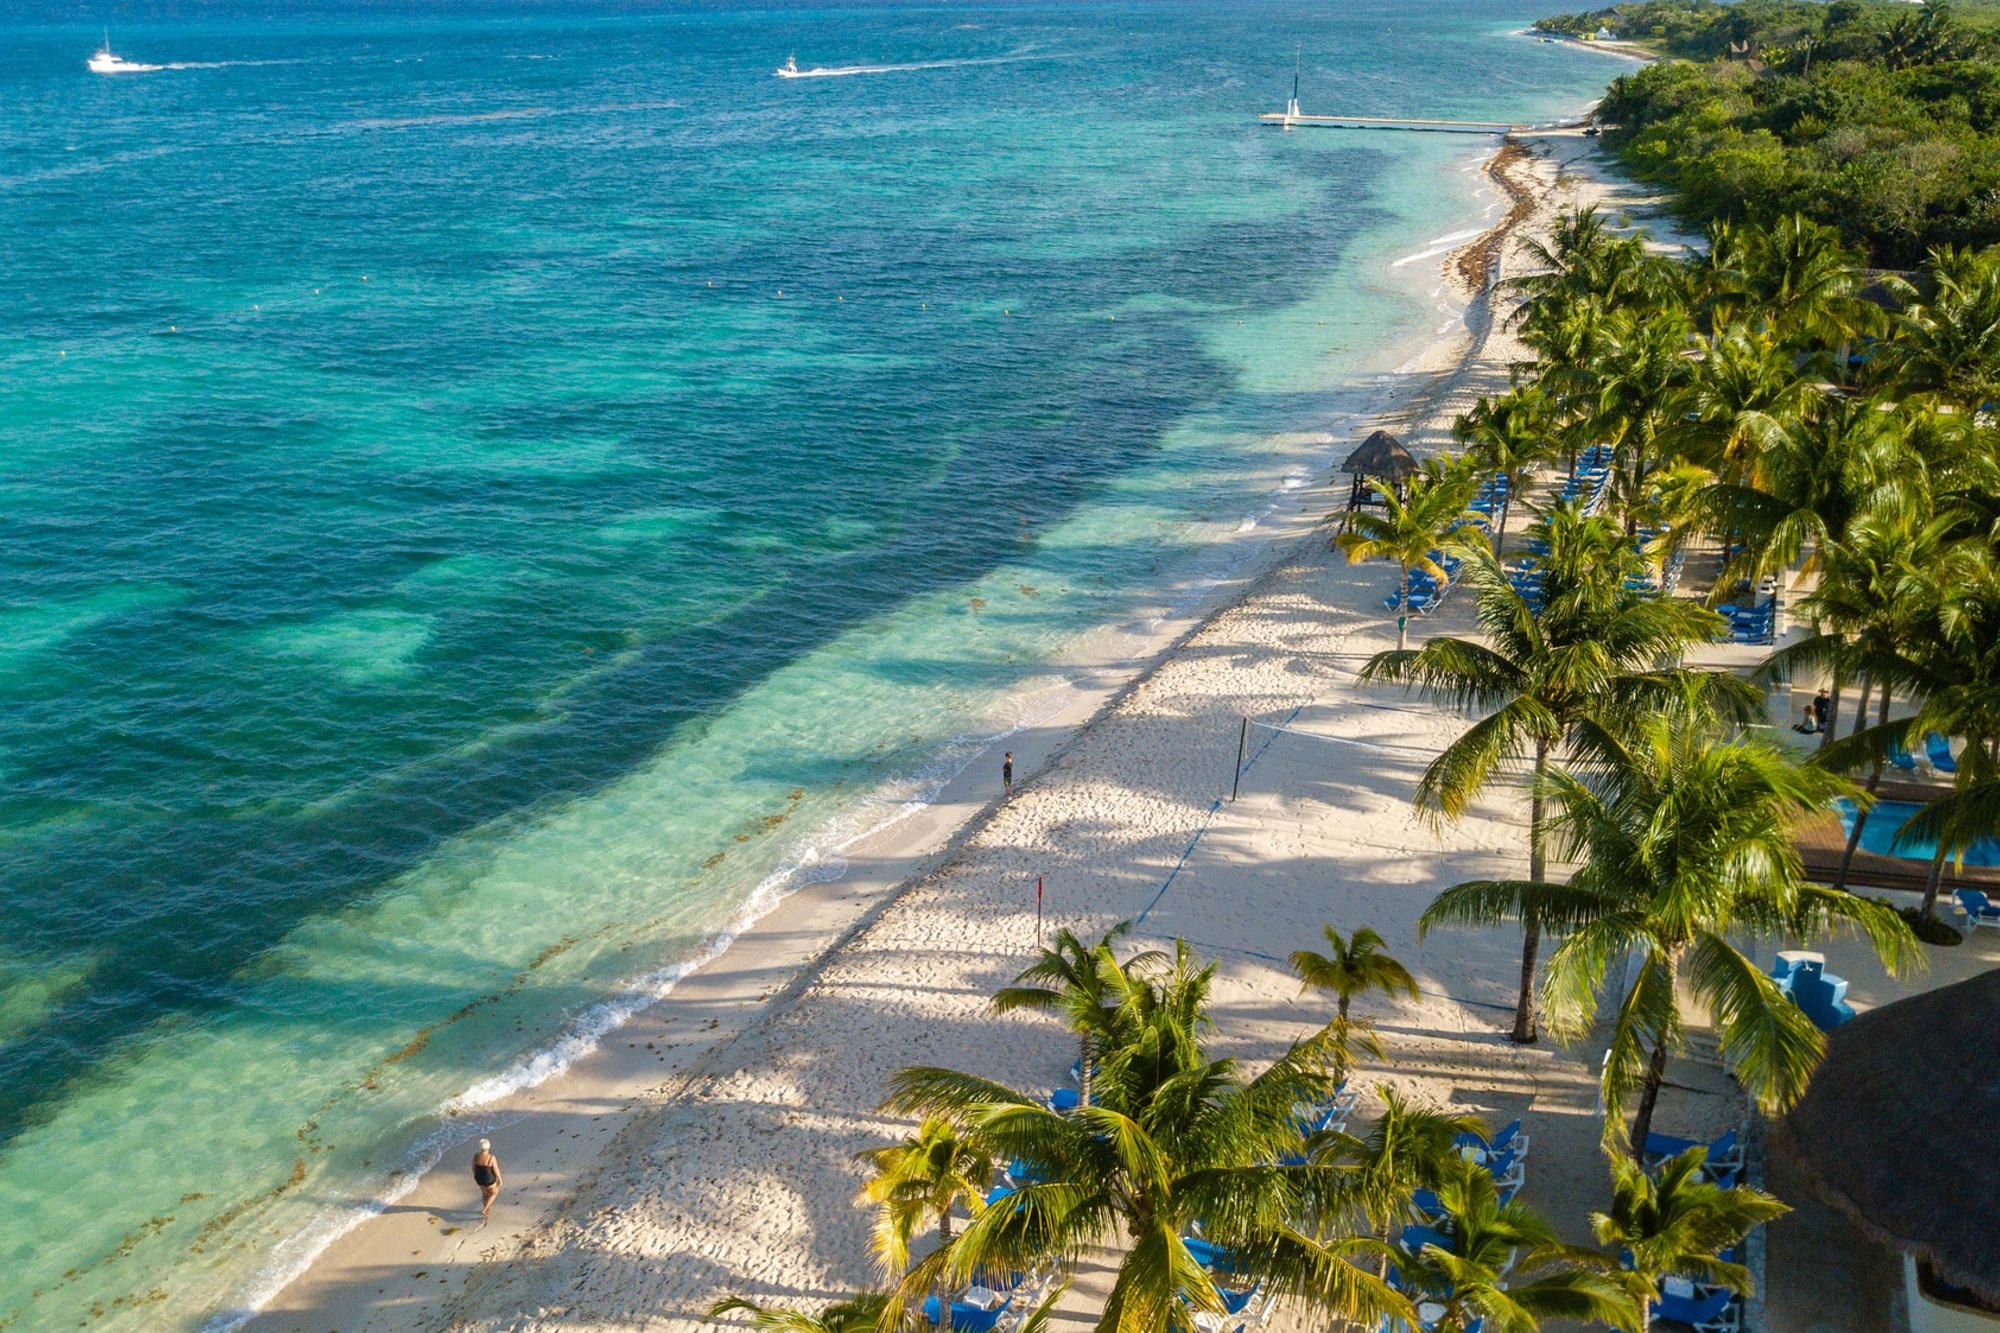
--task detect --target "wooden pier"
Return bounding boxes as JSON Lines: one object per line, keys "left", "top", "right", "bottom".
{"left": 1258, "top": 112, "right": 1522, "bottom": 134}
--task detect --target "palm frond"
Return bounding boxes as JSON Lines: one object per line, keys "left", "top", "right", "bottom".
{"left": 1685, "top": 931, "right": 1825, "bottom": 1113}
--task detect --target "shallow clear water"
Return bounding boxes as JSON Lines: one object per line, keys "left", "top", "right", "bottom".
{"left": 0, "top": 2, "right": 1614, "bottom": 1325}
{"left": 1836, "top": 798, "right": 2000, "bottom": 866}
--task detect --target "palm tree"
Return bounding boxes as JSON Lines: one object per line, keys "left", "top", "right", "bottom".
{"left": 1290, "top": 925, "right": 1420, "bottom": 1024}
{"left": 1588, "top": 307, "right": 1698, "bottom": 527}
{"left": 882, "top": 945, "right": 1413, "bottom": 1333}
{"left": 1773, "top": 498, "right": 1955, "bottom": 888}
{"left": 1290, "top": 926, "right": 1419, "bottom": 1088}
{"left": 1367, "top": 505, "right": 1753, "bottom": 1042}
{"left": 1454, "top": 388, "right": 1553, "bottom": 553}
{"left": 1680, "top": 218, "right": 1750, "bottom": 344}
{"left": 856, "top": 1115, "right": 996, "bottom": 1305}
{"left": 1881, "top": 245, "right": 2000, "bottom": 409}
{"left": 1702, "top": 392, "right": 1913, "bottom": 752}
{"left": 991, "top": 922, "right": 1159, "bottom": 1109}
{"left": 1533, "top": 716, "right": 1920, "bottom": 1153}
{"left": 1591, "top": 1148, "right": 1789, "bottom": 1333}
{"left": 1734, "top": 214, "right": 1879, "bottom": 366}
{"left": 711, "top": 1293, "right": 900, "bottom": 1333}
{"left": 1508, "top": 206, "right": 1659, "bottom": 339}
{"left": 1824, "top": 543, "right": 2000, "bottom": 917}
{"left": 1317, "top": 1087, "right": 1482, "bottom": 1276}
{"left": 1338, "top": 456, "right": 1483, "bottom": 651}
{"left": 1666, "top": 332, "right": 1817, "bottom": 486}
{"left": 1385, "top": 1158, "right": 1640, "bottom": 1333}
{"left": 1701, "top": 393, "right": 1909, "bottom": 588}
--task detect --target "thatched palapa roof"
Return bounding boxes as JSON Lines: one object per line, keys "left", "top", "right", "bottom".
{"left": 1342, "top": 430, "right": 1417, "bottom": 482}
{"left": 1780, "top": 966, "right": 2000, "bottom": 1303}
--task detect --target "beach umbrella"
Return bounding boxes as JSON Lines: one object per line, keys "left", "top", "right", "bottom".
{"left": 1340, "top": 429, "right": 1419, "bottom": 525}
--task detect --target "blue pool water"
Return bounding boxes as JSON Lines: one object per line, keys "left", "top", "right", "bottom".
{"left": 0, "top": 0, "right": 1617, "bottom": 1324}
{"left": 1837, "top": 798, "right": 2000, "bottom": 867}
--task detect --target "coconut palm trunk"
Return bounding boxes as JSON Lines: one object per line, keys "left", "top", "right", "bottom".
{"left": 1398, "top": 563, "right": 1412, "bottom": 652}
{"left": 936, "top": 1213, "right": 955, "bottom": 1333}
{"left": 1628, "top": 950, "right": 1680, "bottom": 1158}
{"left": 1834, "top": 689, "right": 1894, "bottom": 891}
{"left": 1921, "top": 841, "right": 1950, "bottom": 919}
{"left": 1512, "top": 738, "right": 1551, "bottom": 1044}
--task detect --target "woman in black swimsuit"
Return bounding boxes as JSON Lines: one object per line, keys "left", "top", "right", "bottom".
{"left": 472, "top": 1139, "right": 502, "bottom": 1218}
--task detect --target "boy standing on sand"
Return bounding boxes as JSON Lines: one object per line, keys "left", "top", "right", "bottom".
{"left": 1003, "top": 751, "right": 1014, "bottom": 799}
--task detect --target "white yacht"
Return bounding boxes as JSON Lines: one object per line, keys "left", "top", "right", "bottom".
{"left": 775, "top": 54, "right": 801, "bottom": 78}
{"left": 88, "top": 32, "right": 159, "bottom": 74}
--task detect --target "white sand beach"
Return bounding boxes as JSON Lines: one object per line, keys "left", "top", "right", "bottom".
{"left": 245, "top": 132, "right": 1993, "bottom": 1333}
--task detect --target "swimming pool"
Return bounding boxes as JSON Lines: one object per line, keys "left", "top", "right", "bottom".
{"left": 1835, "top": 798, "right": 2000, "bottom": 867}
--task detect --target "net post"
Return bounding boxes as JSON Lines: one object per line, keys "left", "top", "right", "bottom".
{"left": 1231, "top": 715, "right": 1248, "bottom": 801}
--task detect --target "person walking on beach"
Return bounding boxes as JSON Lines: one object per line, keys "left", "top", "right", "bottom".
{"left": 472, "top": 1139, "right": 501, "bottom": 1219}
{"left": 1812, "top": 689, "right": 1830, "bottom": 734}
{"left": 1003, "top": 751, "right": 1014, "bottom": 799}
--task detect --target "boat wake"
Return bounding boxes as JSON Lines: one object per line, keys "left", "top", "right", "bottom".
{"left": 90, "top": 54, "right": 295, "bottom": 75}
{"left": 775, "top": 52, "right": 1049, "bottom": 79}
{"left": 162, "top": 59, "right": 298, "bottom": 69}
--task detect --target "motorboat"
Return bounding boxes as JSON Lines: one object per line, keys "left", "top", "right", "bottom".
{"left": 88, "top": 32, "right": 160, "bottom": 74}
{"left": 775, "top": 54, "right": 801, "bottom": 78}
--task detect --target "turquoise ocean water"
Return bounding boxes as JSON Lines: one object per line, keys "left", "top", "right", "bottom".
{"left": 0, "top": 3, "right": 1613, "bottom": 1326}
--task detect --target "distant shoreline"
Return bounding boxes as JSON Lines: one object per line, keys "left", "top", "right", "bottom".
{"left": 1536, "top": 29, "right": 1662, "bottom": 63}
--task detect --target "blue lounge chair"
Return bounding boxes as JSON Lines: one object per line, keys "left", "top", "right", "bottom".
{"left": 1957, "top": 890, "right": 2000, "bottom": 931}
{"left": 1454, "top": 1119, "right": 1528, "bottom": 1159}
{"left": 1890, "top": 737, "right": 1919, "bottom": 772}
{"left": 1183, "top": 1236, "right": 1244, "bottom": 1274}
{"left": 1219, "top": 1282, "right": 1261, "bottom": 1316}
{"left": 922, "top": 1291, "right": 1014, "bottom": 1332}
{"left": 1046, "top": 1087, "right": 1080, "bottom": 1113}
{"left": 1005, "top": 1158, "right": 1049, "bottom": 1187}
{"left": 1411, "top": 1187, "right": 1444, "bottom": 1219}
{"left": 1928, "top": 733, "right": 1959, "bottom": 774}
{"left": 1643, "top": 1129, "right": 1743, "bottom": 1183}
{"left": 1402, "top": 1224, "right": 1455, "bottom": 1255}
{"left": 1649, "top": 1285, "right": 1737, "bottom": 1331}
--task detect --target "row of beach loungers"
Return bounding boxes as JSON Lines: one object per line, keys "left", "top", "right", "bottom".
{"left": 1715, "top": 578, "right": 1779, "bottom": 645}
{"left": 963, "top": 1065, "right": 1762, "bottom": 1333}
{"left": 1624, "top": 524, "right": 1686, "bottom": 598}
{"left": 1559, "top": 445, "right": 1615, "bottom": 514}
{"left": 1379, "top": 1118, "right": 1532, "bottom": 1333}
{"left": 1509, "top": 448, "right": 1613, "bottom": 614}
{"left": 1385, "top": 1120, "right": 1757, "bottom": 1333}
{"left": 1640, "top": 1128, "right": 1752, "bottom": 1332}
{"left": 1377, "top": 474, "right": 1513, "bottom": 620}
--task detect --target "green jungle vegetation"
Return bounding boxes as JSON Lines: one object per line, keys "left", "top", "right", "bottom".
{"left": 1533, "top": 0, "right": 2000, "bottom": 264}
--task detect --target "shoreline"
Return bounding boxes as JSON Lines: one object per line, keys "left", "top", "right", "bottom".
{"left": 239, "top": 132, "right": 1636, "bottom": 1333}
